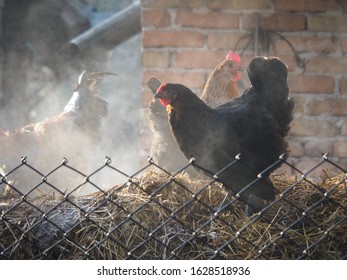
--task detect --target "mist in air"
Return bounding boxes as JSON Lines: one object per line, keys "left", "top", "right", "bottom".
{"left": 0, "top": 0, "right": 141, "bottom": 195}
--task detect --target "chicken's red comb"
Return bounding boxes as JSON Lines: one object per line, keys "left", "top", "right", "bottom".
{"left": 157, "top": 83, "right": 167, "bottom": 93}
{"left": 226, "top": 51, "right": 241, "bottom": 63}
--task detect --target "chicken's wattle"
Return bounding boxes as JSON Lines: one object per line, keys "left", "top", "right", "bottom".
{"left": 231, "top": 72, "right": 242, "bottom": 82}
{"left": 160, "top": 98, "right": 171, "bottom": 107}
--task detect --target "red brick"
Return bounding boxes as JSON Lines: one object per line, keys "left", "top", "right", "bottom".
{"left": 304, "top": 140, "right": 333, "bottom": 157}
{"left": 141, "top": 51, "right": 170, "bottom": 68}
{"left": 336, "top": 159, "right": 347, "bottom": 171}
{"left": 142, "top": 9, "right": 171, "bottom": 28}
{"left": 273, "top": 35, "right": 337, "bottom": 55}
{"left": 207, "top": 0, "right": 224, "bottom": 10}
{"left": 288, "top": 75, "right": 335, "bottom": 94}
{"left": 274, "top": 55, "right": 300, "bottom": 72}
{"left": 143, "top": 70, "right": 206, "bottom": 89}
{"left": 289, "top": 118, "right": 336, "bottom": 137}
{"left": 343, "top": 0, "right": 347, "bottom": 13}
{"left": 174, "top": 50, "right": 228, "bottom": 69}
{"left": 240, "top": 54, "right": 255, "bottom": 66}
{"left": 333, "top": 140, "right": 347, "bottom": 157}
{"left": 294, "top": 158, "right": 331, "bottom": 176}
{"left": 341, "top": 37, "right": 347, "bottom": 54}
{"left": 308, "top": 15, "right": 347, "bottom": 32}
{"left": 176, "top": 11, "right": 239, "bottom": 29}
{"left": 142, "top": 0, "right": 204, "bottom": 8}
{"left": 275, "top": 158, "right": 294, "bottom": 175}
{"left": 207, "top": 31, "right": 249, "bottom": 50}
{"left": 142, "top": 30, "right": 205, "bottom": 48}
{"left": 339, "top": 78, "right": 347, "bottom": 95}
{"left": 306, "top": 56, "right": 347, "bottom": 74}
{"left": 211, "top": 0, "right": 271, "bottom": 10}
{"left": 242, "top": 14, "right": 306, "bottom": 31}
{"left": 287, "top": 139, "right": 304, "bottom": 157}
{"left": 275, "top": 0, "right": 337, "bottom": 12}
{"left": 141, "top": 70, "right": 207, "bottom": 107}
{"left": 291, "top": 96, "right": 305, "bottom": 113}
{"left": 341, "top": 120, "right": 347, "bottom": 135}
{"left": 306, "top": 99, "right": 347, "bottom": 116}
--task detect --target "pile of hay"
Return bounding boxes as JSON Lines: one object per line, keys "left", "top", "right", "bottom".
{"left": 0, "top": 170, "right": 346, "bottom": 259}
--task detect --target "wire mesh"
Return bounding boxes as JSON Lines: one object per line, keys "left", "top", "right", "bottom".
{"left": 0, "top": 154, "right": 346, "bottom": 260}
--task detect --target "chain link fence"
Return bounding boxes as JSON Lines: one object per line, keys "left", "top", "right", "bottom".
{"left": 0, "top": 155, "right": 346, "bottom": 260}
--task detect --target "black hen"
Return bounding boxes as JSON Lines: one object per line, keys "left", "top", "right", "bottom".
{"left": 154, "top": 56, "right": 295, "bottom": 214}
{"left": 147, "top": 52, "right": 243, "bottom": 175}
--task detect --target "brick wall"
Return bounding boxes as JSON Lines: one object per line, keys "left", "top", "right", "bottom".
{"left": 141, "top": 0, "right": 347, "bottom": 173}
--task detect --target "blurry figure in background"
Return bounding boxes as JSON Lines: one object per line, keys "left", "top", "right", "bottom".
{"left": 0, "top": 0, "right": 142, "bottom": 194}
{"left": 0, "top": 71, "right": 117, "bottom": 197}
{"left": 1, "top": 0, "right": 90, "bottom": 127}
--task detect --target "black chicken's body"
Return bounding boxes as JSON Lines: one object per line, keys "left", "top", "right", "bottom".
{"left": 147, "top": 52, "right": 242, "bottom": 175}
{"left": 155, "top": 56, "right": 294, "bottom": 214}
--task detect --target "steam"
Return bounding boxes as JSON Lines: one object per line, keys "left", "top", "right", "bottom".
{"left": 0, "top": 2, "right": 141, "bottom": 196}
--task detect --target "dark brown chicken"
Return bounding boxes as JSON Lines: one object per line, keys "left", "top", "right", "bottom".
{"left": 0, "top": 71, "right": 117, "bottom": 196}
{"left": 154, "top": 56, "right": 295, "bottom": 215}
{"left": 147, "top": 51, "right": 243, "bottom": 174}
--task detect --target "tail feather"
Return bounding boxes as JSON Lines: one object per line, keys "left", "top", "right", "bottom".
{"left": 247, "top": 56, "right": 294, "bottom": 137}
{"left": 146, "top": 77, "right": 162, "bottom": 95}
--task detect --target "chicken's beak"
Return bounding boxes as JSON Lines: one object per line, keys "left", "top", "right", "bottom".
{"left": 236, "top": 65, "right": 244, "bottom": 72}
{"left": 154, "top": 90, "right": 172, "bottom": 107}
{"left": 154, "top": 92, "right": 162, "bottom": 100}
{"left": 147, "top": 77, "right": 162, "bottom": 95}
